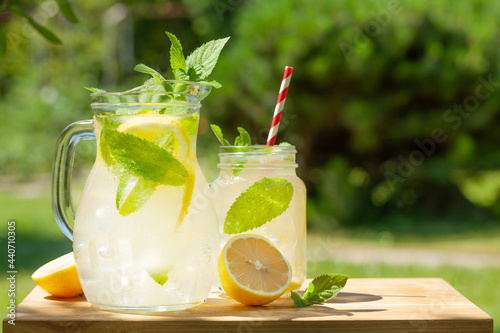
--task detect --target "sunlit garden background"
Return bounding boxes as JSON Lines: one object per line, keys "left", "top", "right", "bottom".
{"left": 1, "top": 0, "right": 500, "bottom": 331}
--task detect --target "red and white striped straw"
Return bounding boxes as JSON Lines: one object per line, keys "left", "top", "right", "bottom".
{"left": 266, "top": 66, "right": 294, "bottom": 146}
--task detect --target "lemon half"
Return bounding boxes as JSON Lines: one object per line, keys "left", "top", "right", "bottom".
{"left": 32, "top": 252, "right": 83, "bottom": 298}
{"left": 218, "top": 234, "right": 292, "bottom": 306}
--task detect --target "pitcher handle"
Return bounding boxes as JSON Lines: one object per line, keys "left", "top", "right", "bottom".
{"left": 52, "top": 120, "right": 96, "bottom": 240}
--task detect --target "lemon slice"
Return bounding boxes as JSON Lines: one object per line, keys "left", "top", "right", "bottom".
{"left": 218, "top": 234, "right": 292, "bottom": 306}
{"left": 118, "top": 116, "right": 191, "bottom": 163}
{"left": 32, "top": 253, "right": 83, "bottom": 298}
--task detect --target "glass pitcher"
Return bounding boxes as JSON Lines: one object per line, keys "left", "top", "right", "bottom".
{"left": 52, "top": 80, "right": 219, "bottom": 311}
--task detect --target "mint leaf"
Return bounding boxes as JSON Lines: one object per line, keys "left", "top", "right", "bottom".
{"left": 100, "top": 116, "right": 123, "bottom": 130}
{"left": 210, "top": 124, "right": 231, "bottom": 146}
{"left": 85, "top": 87, "right": 107, "bottom": 94}
{"left": 134, "top": 63, "right": 166, "bottom": 82}
{"left": 303, "top": 274, "right": 349, "bottom": 303}
{"left": 185, "top": 37, "right": 230, "bottom": 79}
{"left": 116, "top": 173, "right": 157, "bottom": 216}
{"left": 99, "top": 129, "right": 115, "bottom": 167}
{"left": 150, "top": 273, "right": 169, "bottom": 286}
{"left": 279, "top": 142, "right": 292, "bottom": 146}
{"left": 102, "top": 129, "right": 188, "bottom": 186}
{"left": 200, "top": 77, "right": 222, "bottom": 89}
{"left": 148, "top": 266, "right": 172, "bottom": 286}
{"left": 166, "top": 31, "right": 186, "bottom": 77}
{"left": 291, "top": 274, "right": 349, "bottom": 308}
{"left": 180, "top": 113, "right": 198, "bottom": 136}
{"left": 224, "top": 177, "right": 293, "bottom": 234}
{"left": 291, "top": 291, "right": 312, "bottom": 308}
{"left": 234, "top": 127, "right": 251, "bottom": 146}
{"left": 98, "top": 117, "right": 123, "bottom": 168}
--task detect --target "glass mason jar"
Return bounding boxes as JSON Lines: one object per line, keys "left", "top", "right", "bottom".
{"left": 52, "top": 80, "right": 219, "bottom": 311}
{"left": 210, "top": 145, "right": 307, "bottom": 291}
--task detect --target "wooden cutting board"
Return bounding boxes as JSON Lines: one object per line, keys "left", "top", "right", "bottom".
{"left": 3, "top": 278, "right": 493, "bottom": 332}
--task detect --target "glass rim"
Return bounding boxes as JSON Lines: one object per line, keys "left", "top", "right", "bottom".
{"left": 90, "top": 80, "right": 212, "bottom": 115}
{"left": 218, "top": 145, "right": 296, "bottom": 155}
{"left": 89, "top": 80, "right": 212, "bottom": 110}
{"left": 89, "top": 80, "right": 212, "bottom": 97}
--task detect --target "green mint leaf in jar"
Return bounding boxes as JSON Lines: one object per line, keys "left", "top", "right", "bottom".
{"left": 116, "top": 173, "right": 157, "bottom": 216}
{"left": 224, "top": 177, "right": 294, "bottom": 234}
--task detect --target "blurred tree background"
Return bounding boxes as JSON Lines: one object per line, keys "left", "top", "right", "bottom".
{"left": 1, "top": 0, "right": 500, "bottom": 233}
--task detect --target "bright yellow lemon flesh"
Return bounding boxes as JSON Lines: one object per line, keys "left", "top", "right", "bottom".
{"left": 32, "top": 252, "right": 83, "bottom": 298}
{"left": 218, "top": 234, "right": 291, "bottom": 306}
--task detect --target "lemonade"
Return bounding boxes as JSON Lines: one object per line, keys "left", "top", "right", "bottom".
{"left": 210, "top": 145, "right": 307, "bottom": 291}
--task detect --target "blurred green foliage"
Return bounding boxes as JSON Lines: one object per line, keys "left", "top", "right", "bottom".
{"left": 2, "top": 0, "right": 500, "bottom": 229}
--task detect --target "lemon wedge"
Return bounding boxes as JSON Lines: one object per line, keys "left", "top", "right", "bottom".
{"left": 32, "top": 252, "right": 83, "bottom": 298}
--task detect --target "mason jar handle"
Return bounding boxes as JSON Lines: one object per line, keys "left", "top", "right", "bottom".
{"left": 52, "top": 120, "right": 96, "bottom": 240}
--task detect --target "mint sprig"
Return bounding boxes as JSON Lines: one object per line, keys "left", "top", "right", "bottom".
{"left": 165, "top": 32, "right": 229, "bottom": 88}
{"left": 210, "top": 124, "right": 292, "bottom": 147}
{"left": 210, "top": 124, "right": 253, "bottom": 147}
{"left": 88, "top": 32, "right": 229, "bottom": 95}
{"left": 210, "top": 124, "right": 294, "bottom": 175}
{"left": 210, "top": 125, "right": 251, "bottom": 176}
{"left": 224, "top": 177, "right": 293, "bottom": 234}
{"left": 291, "top": 274, "right": 349, "bottom": 308}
